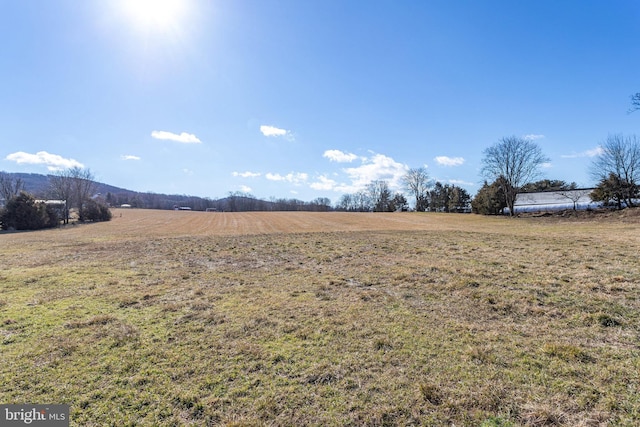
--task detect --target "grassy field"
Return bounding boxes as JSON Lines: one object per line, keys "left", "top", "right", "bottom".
{"left": 1, "top": 209, "right": 639, "bottom": 426}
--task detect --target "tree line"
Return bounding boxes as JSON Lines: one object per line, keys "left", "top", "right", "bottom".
{"left": 335, "top": 173, "right": 471, "bottom": 213}
{"left": 2, "top": 109, "right": 639, "bottom": 227}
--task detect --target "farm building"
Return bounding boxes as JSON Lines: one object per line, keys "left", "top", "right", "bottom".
{"left": 512, "top": 189, "right": 598, "bottom": 213}
{"left": 35, "top": 199, "right": 66, "bottom": 206}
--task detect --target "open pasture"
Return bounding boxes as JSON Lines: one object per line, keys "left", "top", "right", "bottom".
{"left": 1, "top": 209, "right": 639, "bottom": 426}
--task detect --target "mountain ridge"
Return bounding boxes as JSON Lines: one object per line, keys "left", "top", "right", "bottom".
{"left": 0, "top": 172, "right": 331, "bottom": 211}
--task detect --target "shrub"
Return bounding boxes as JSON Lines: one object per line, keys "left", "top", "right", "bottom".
{"left": 0, "top": 192, "right": 58, "bottom": 230}
{"left": 79, "top": 199, "right": 112, "bottom": 222}
{"left": 472, "top": 179, "right": 507, "bottom": 215}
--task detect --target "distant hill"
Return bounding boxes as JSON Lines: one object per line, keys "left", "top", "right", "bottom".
{"left": 2, "top": 172, "right": 128, "bottom": 197}
{"left": 0, "top": 172, "right": 332, "bottom": 212}
{"left": 0, "top": 171, "right": 220, "bottom": 210}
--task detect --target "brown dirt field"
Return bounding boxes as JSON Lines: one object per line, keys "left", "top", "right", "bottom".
{"left": 102, "top": 209, "right": 506, "bottom": 237}
{"left": 3, "top": 209, "right": 512, "bottom": 241}
{"left": 2, "top": 208, "right": 638, "bottom": 246}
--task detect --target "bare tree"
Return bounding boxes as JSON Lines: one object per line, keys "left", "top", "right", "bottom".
{"left": 590, "top": 134, "right": 640, "bottom": 208}
{"left": 402, "top": 167, "right": 431, "bottom": 211}
{"left": 481, "top": 136, "right": 549, "bottom": 216}
{"left": 556, "top": 188, "right": 592, "bottom": 211}
{"left": 49, "top": 167, "right": 96, "bottom": 223}
{"left": 367, "top": 180, "right": 392, "bottom": 212}
{"left": 0, "top": 172, "right": 24, "bottom": 205}
{"left": 337, "top": 193, "right": 354, "bottom": 211}
{"left": 71, "top": 167, "right": 96, "bottom": 212}
{"left": 49, "top": 171, "right": 73, "bottom": 224}
{"left": 354, "top": 191, "right": 371, "bottom": 212}
{"left": 630, "top": 93, "right": 640, "bottom": 113}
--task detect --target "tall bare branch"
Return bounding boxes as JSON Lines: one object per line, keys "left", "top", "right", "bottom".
{"left": 402, "top": 167, "right": 431, "bottom": 211}
{"left": 629, "top": 93, "right": 640, "bottom": 113}
{"left": 0, "top": 172, "right": 24, "bottom": 204}
{"left": 481, "top": 136, "right": 549, "bottom": 216}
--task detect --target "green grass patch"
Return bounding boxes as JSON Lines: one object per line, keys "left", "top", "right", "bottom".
{"left": 1, "top": 213, "right": 640, "bottom": 425}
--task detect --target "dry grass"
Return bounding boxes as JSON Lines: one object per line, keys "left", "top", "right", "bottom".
{"left": 1, "top": 209, "right": 639, "bottom": 426}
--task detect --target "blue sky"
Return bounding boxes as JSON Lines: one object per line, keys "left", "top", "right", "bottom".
{"left": 2, "top": 0, "right": 639, "bottom": 203}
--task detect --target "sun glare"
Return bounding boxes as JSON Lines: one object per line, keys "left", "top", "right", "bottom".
{"left": 121, "top": 0, "right": 186, "bottom": 30}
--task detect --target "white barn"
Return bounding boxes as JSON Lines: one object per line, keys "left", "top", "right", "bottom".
{"left": 512, "top": 189, "right": 599, "bottom": 213}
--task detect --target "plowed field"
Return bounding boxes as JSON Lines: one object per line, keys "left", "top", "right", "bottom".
{"left": 2, "top": 209, "right": 511, "bottom": 240}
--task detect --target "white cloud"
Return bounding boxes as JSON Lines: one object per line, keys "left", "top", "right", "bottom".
{"left": 265, "top": 173, "right": 282, "bottom": 181}
{"left": 151, "top": 130, "right": 201, "bottom": 144}
{"left": 523, "top": 134, "right": 545, "bottom": 141}
{"left": 5, "top": 151, "right": 84, "bottom": 171}
{"left": 310, "top": 175, "right": 337, "bottom": 190}
{"left": 121, "top": 155, "right": 141, "bottom": 161}
{"left": 561, "top": 146, "right": 604, "bottom": 159}
{"left": 323, "top": 149, "right": 359, "bottom": 163}
{"left": 434, "top": 156, "right": 465, "bottom": 167}
{"left": 586, "top": 147, "right": 604, "bottom": 157}
{"left": 239, "top": 185, "right": 252, "bottom": 193}
{"left": 265, "top": 172, "right": 308, "bottom": 185}
{"left": 232, "top": 171, "right": 261, "bottom": 178}
{"left": 260, "top": 125, "right": 286, "bottom": 137}
{"left": 183, "top": 168, "right": 194, "bottom": 175}
{"left": 542, "top": 162, "right": 553, "bottom": 169}
{"left": 336, "top": 153, "right": 408, "bottom": 193}
{"left": 260, "top": 125, "right": 293, "bottom": 140}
